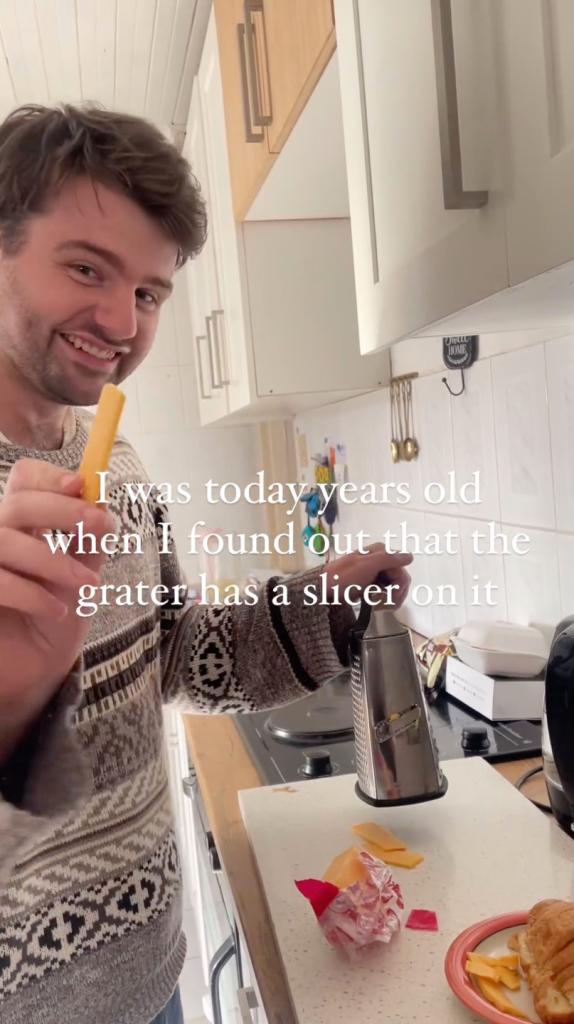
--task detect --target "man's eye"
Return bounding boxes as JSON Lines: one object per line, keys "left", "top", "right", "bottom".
{"left": 73, "top": 264, "right": 98, "bottom": 279}
{"left": 137, "top": 289, "right": 158, "bottom": 308}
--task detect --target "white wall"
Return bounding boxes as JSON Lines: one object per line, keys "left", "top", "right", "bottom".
{"left": 295, "top": 329, "right": 574, "bottom": 641}
{"left": 118, "top": 273, "right": 266, "bottom": 584}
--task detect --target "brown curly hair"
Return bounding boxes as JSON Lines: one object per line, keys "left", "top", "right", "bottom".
{"left": 0, "top": 103, "right": 207, "bottom": 267}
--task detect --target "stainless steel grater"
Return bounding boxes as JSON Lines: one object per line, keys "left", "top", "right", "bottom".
{"left": 349, "top": 596, "right": 447, "bottom": 806}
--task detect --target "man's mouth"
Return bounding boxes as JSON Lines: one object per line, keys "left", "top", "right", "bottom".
{"left": 59, "top": 332, "right": 122, "bottom": 363}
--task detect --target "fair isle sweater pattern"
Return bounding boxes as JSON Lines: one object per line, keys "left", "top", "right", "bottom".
{"left": 0, "top": 412, "right": 352, "bottom": 1024}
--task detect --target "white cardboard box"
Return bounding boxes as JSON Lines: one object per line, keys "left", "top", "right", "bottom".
{"left": 445, "top": 656, "right": 545, "bottom": 721}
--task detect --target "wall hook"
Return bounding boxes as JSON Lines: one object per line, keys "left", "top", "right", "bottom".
{"left": 442, "top": 369, "right": 465, "bottom": 397}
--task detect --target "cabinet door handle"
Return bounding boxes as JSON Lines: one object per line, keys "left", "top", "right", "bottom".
{"left": 237, "top": 0, "right": 272, "bottom": 143}
{"left": 195, "top": 335, "right": 211, "bottom": 400}
{"left": 430, "top": 0, "right": 488, "bottom": 210}
{"left": 209, "top": 935, "right": 236, "bottom": 1024}
{"left": 206, "top": 315, "right": 223, "bottom": 389}
{"left": 237, "top": 986, "right": 259, "bottom": 1023}
{"left": 352, "top": 0, "right": 379, "bottom": 285}
{"left": 245, "top": 0, "right": 272, "bottom": 127}
{"left": 212, "top": 309, "right": 230, "bottom": 385}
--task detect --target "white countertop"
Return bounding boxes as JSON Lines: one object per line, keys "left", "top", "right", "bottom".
{"left": 239, "top": 758, "right": 574, "bottom": 1024}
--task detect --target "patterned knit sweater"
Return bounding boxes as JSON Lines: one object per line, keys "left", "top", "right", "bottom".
{"left": 0, "top": 412, "right": 353, "bottom": 1024}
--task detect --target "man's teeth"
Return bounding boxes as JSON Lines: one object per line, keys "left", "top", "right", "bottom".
{"left": 62, "top": 333, "right": 117, "bottom": 361}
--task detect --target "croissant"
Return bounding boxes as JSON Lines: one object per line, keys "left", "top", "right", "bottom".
{"left": 517, "top": 900, "right": 574, "bottom": 1024}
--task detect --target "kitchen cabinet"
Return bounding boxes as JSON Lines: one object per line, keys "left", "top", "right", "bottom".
{"left": 213, "top": 0, "right": 335, "bottom": 219}
{"left": 500, "top": 0, "right": 574, "bottom": 285}
{"left": 335, "top": 0, "right": 508, "bottom": 353}
{"left": 185, "top": 11, "right": 389, "bottom": 427}
{"left": 335, "top": 0, "right": 574, "bottom": 353}
{"left": 183, "top": 89, "right": 229, "bottom": 424}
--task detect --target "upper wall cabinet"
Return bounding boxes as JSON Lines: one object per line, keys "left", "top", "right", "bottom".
{"left": 184, "top": 11, "right": 389, "bottom": 427}
{"left": 500, "top": 0, "right": 574, "bottom": 286}
{"left": 335, "top": 0, "right": 508, "bottom": 353}
{"left": 213, "top": 0, "right": 336, "bottom": 219}
{"left": 335, "top": 0, "right": 574, "bottom": 353}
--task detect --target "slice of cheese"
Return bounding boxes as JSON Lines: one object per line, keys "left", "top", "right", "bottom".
{"left": 322, "top": 847, "right": 368, "bottom": 889}
{"left": 352, "top": 822, "right": 407, "bottom": 850}
{"left": 360, "top": 839, "right": 424, "bottom": 869}
{"left": 465, "top": 959, "right": 501, "bottom": 981}
{"left": 475, "top": 977, "right": 530, "bottom": 1020}
{"left": 79, "top": 383, "right": 125, "bottom": 503}
{"left": 467, "top": 953, "right": 520, "bottom": 971}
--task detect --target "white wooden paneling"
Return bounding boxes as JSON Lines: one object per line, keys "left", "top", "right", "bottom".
{"left": 0, "top": 0, "right": 49, "bottom": 105}
{"left": 35, "top": 0, "right": 82, "bottom": 104}
{"left": 0, "top": 0, "right": 206, "bottom": 134}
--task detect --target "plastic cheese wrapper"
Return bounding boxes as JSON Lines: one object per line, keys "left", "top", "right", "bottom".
{"left": 295, "top": 851, "right": 404, "bottom": 958}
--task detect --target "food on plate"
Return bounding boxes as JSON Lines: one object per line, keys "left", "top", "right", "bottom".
{"left": 352, "top": 821, "right": 424, "bottom": 869}
{"left": 79, "top": 383, "right": 125, "bottom": 503}
{"left": 514, "top": 899, "right": 574, "bottom": 1024}
{"left": 474, "top": 976, "right": 530, "bottom": 1020}
{"left": 465, "top": 952, "right": 521, "bottom": 989}
{"left": 296, "top": 850, "right": 404, "bottom": 957}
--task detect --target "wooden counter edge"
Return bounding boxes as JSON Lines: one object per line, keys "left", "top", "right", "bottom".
{"left": 184, "top": 713, "right": 298, "bottom": 1024}
{"left": 183, "top": 712, "right": 545, "bottom": 1024}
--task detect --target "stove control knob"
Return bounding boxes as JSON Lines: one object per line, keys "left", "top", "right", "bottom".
{"left": 461, "top": 726, "right": 490, "bottom": 753}
{"left": 302, "top": 748, "right": 333, "bottom": 777}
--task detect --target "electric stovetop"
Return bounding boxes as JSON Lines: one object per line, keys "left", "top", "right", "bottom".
{"left": 234, "top": 673, "right": 542, "bottom": 785}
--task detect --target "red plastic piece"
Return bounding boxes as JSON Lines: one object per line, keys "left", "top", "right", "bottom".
{"left": 406, "top": 909, "right": 439, "bottom": 931}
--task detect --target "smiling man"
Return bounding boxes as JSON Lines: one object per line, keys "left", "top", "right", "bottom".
{"left": 0, "top": 104, "right": 412, "bottom": 1024}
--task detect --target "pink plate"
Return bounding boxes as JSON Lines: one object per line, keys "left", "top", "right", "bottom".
{"left": 445, "top": 912, "right": 529, "bottom": 1024}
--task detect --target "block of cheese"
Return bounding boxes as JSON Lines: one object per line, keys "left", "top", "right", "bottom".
{"left": 79, "top": 383, "right": 125, "bottom": 503}
{"left": 352, "top": 822, "right": 406, "bottom": 850}
{"left": 360, "top": 838, "right": 424, "bottom": 869}
{"left": 322, "top": 847, "right": 368, "bottom": 889}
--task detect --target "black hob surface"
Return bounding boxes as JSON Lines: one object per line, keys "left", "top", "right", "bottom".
{"left": 234, "top": 673, "right": 542, "bottom": 785}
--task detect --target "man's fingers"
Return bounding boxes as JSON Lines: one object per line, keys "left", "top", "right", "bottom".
{"left": 4, "top": 459, "right": 83, "bottom": 499}
{"left": 0, "top": 567, "right": 69, "bottom": 620}
{"left": 1, "top": 491, "right": 112, "bottom": 536}
{"left": 0, "top": 529, "right": 101, "bottom": 590}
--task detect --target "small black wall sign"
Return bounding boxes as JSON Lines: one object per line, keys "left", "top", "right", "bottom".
{"left": 442, "top": 335, "right": 479, "bottom": 369}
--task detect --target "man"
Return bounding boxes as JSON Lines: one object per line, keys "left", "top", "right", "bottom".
{"left": 0, "top": 104, "right": 412, "bottom": 1024}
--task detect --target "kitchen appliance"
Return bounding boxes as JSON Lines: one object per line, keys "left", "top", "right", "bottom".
{"left": 349, "top": 601, "right": 447, "bottom": 806}
{"left": 543, "top": 615, "right": 574, "bottom": 838}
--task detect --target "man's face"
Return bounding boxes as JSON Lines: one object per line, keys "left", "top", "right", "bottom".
{"left": 0, "top": 176, "right": 179, "bottom": 407}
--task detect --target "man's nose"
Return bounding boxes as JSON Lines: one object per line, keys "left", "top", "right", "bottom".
{"left": 94, "top": 287, "right": 138, "bottom": 343}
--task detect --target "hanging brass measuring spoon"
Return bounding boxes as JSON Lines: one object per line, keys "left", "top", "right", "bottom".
{"left": 396, "top": 380, "right": 408, "bottom": 461}
{"left": 390, "top": 380, "right": 400, "bottom": 463}
{"left": 403, "top": 378, "right": 419, "bottom": 461}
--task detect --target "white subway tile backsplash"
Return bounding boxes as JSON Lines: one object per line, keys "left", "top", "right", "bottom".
{"left": 545, "top": 334, "right": 574, "bottom": 531}
{"left": 451, "top": 360, "right": 500, "bottom": 522}
{"left": 296, "top": 330, "right": 570, "bottom": 637}
{"left": 503, "top": 528, "right": 561, "bottom": 628}
{"left": 458, "top": 518, "right": 508, "bottom": 622}
{"left": 423, "top": 514, "right": 466, "bottom": 635}
{"left": 491, "top": 345, "right": 555, "bottom": 530}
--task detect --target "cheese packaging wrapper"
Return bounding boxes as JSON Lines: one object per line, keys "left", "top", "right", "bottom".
{"left": 295, "top": 851, "right": 404, "bottom": 958}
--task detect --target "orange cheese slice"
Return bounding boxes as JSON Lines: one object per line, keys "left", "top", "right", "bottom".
{"left": 352, "top": 822, "right": 406, "bottom": 850}
{"left": 467, "top": 953, "right": 520, "bottom": 971}
{"left": 475, "top": 977, "right": 530, "bottom": 1020}
{"left": 322, "top": 847, "right": 368, "bottom": 889}
{"left": 360, "top": 839, "right": 424, "bottom": 869}
{"left": 79, "top": 383, "right": 125, "bottom": 503}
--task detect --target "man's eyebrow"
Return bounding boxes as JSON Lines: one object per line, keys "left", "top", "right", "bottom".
{"left": 55, "top": 239, "right": 174, "bottom": 294}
